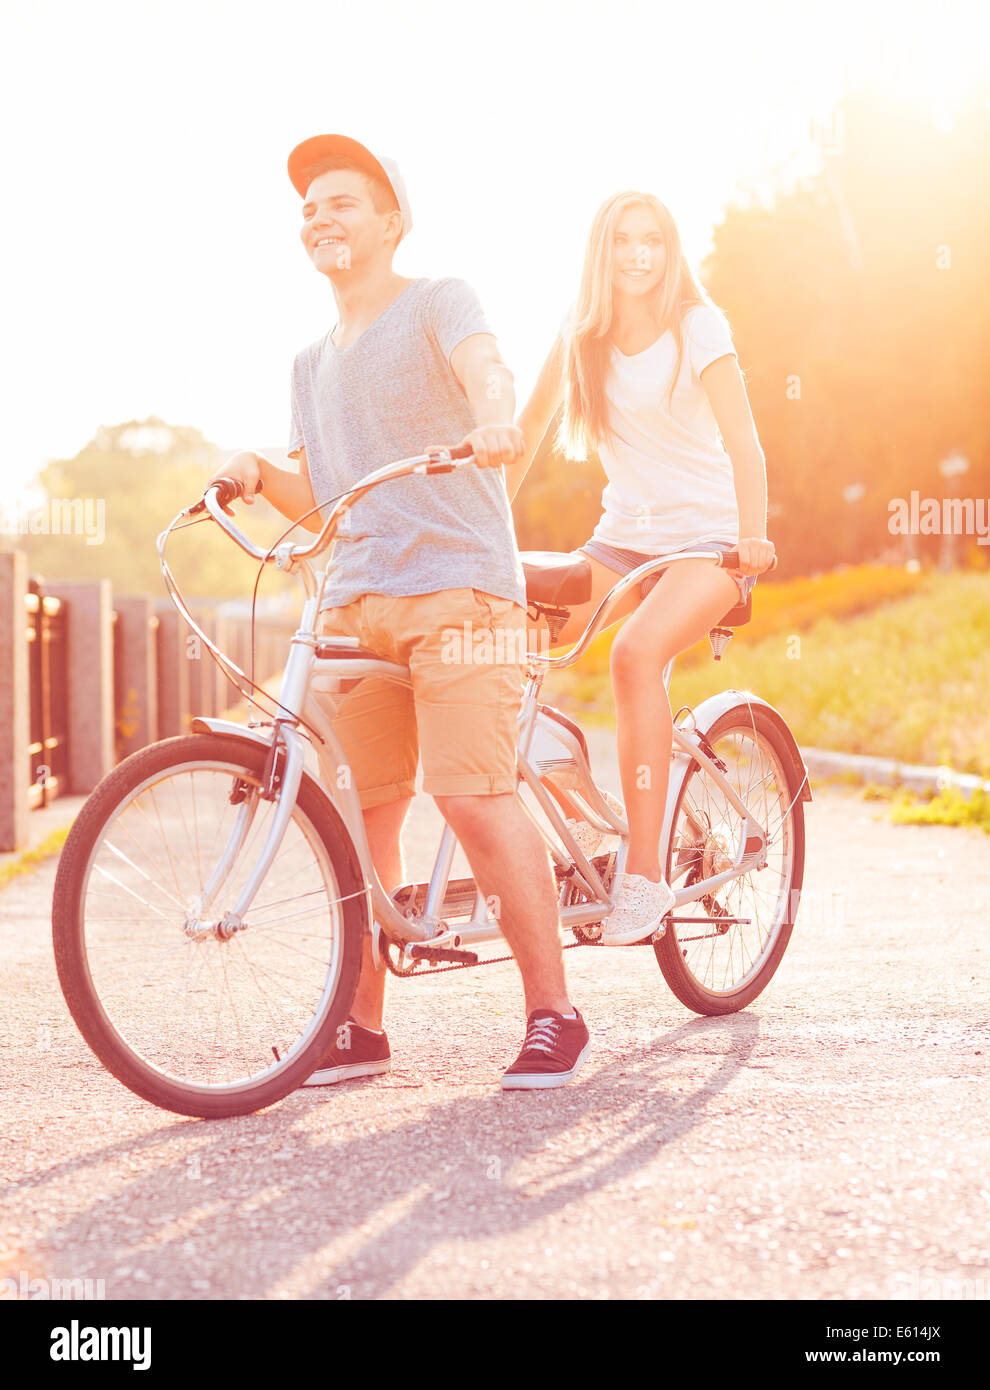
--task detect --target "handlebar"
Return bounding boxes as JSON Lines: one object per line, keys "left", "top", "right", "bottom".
{"left": 716, "top": 548, "right": 778, "bottom": 573}
{"left": 424, "top": 442, "right": 474, "bottom": 472}
{"left": 188, "top": 476, "right": 265, "bottom": 515}
{"left": 182, "top": 455, "right": 778, "bottom": 628}
{"left": 543, "top": 543, "right": 779, "bottom": 672}
{"left": 184, "top": 446, "right": 479, "bottom": 569}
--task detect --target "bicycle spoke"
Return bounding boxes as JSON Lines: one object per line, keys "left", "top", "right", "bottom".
{"left": 147, "top": 785, "right": 188, "bottom": 903}
{"left": 100, "top": 840, "right": 185, "bottom": 911}
{"left": 667, "top": 720, "right": 796, "bottom": 997}
{"left": 90, "top": 863, "right": 176, "bottom": 922}
{"left": 78, "top": 757, "right": 347, "bottom": 1093}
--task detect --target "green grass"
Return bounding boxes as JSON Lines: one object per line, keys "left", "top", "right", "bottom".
{"left": 546, "top": 569, "right": 990, "bottom": 780}
{"left": 575, "top": 561, "right": 932, "bottom": 676}
{"left": 0, "top": 826, "right": 70, "bottom": 890}
{"left": 888, "top": 785, "right": 990, "bottom": 834}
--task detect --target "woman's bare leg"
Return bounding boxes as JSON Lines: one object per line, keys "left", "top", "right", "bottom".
{"left": 609, "top": 561, "right": 741, "bottom": 880}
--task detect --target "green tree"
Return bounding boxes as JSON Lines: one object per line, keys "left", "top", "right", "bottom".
{"left": 703, "top": 86, "right": 990, "bottom": 573}
{"left": 513, "top": 87, "right": 990, "bottom": 577}
{"left": 12, "top": 417, "right": 295, "bottom": 600}
{"left": 512, "top": 408, "right": 605, "bottom": 554}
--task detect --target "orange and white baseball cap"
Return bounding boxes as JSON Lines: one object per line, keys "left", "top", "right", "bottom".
{"left": 287, "top": 134, "right": 412, "bottom": 241}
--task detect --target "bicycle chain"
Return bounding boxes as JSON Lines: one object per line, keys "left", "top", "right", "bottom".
{"left": 384, "top": 860, "right": 613, "bottom": 977}
{"left": 383, "top": 938, "right": 593, "bottom": 978}
{"left": 393, "top": 709, "right": 802, "bottom": 978}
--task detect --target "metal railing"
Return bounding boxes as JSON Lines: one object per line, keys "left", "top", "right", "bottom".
{"left": 25, "top": 579, "right": 68, "bottom": 809}
{"left": 7, "top": 562, "right": 295, "bottom": 836}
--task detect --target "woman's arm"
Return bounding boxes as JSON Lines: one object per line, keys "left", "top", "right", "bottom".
{"left": 506, "top": 334, "right": 567, "bottom": 501}
{"left": 700, "top": 355, "right": 776, "bottom": 574}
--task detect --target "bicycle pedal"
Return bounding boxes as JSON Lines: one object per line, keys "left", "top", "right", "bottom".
{"left": 407, "top": 944, "right": 479, "bottom": 965}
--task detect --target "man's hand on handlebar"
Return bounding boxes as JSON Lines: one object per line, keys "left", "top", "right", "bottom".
{"left": 423, "top": 426, "right": 524, "bottom": 469}
{"left": 208, "top": 452, "right": 263, "bottom": 515}
{"left": 456, "top": 424, "right": 525, "bottom": 469}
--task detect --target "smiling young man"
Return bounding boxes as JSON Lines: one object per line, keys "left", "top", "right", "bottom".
{"left": 210, "top": 133, "right": 589, "bottom": 1090}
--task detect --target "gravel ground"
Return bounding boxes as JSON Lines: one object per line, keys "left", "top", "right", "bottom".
{"left": 1, "top": 727, "right": 988, "bottom": 1301}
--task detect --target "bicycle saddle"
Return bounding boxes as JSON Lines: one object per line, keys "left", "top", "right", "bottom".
{"left": 520, "top": 551, "right": 592, "bottom": 607}
{"left": 719, "top": 591, "right": 752, "bottom": 627}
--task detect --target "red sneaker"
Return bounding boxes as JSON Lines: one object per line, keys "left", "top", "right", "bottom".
{"left": 301, "top": 1019, "right": 391, "bottom": 1086}
{"left": 501, "top": 1009, "right": 590, "bottom": 1090}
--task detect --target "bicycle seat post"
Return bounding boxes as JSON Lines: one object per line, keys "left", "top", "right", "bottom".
{"left": 534, "top": 605, "right": 570, "bottom": 647}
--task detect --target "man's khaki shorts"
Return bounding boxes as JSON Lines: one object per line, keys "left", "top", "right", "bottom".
{"left": 314, "top": 588, "right": 528, "bottom": 810}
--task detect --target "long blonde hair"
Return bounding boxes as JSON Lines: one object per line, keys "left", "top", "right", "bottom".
{"left": 558, "top": 191, "right": 713, "bottom": 460}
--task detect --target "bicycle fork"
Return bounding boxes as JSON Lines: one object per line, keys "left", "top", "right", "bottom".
{"left": 183, "top": 724, "right": 308, "bottom": 941}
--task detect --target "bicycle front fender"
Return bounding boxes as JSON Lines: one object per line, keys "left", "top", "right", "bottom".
{"left": 190, "top": 716, "right": 276, "bottom": 754}
{"left": 191, "top": 715, "right": 361, "bottom": 877}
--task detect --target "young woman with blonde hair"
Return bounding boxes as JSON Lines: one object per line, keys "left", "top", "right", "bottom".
{"left": 510, "top": 190, "right": 776, "bottom": 945}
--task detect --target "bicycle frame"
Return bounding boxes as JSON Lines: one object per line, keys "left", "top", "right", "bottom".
{"left": 164, "top": 453, "right": 802, "bottom": 962}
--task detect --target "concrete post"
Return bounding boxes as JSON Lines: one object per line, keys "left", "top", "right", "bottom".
{"left": 155, "top": 601, "right": 190, "bottom": 738}
{"left": 48, "top": 579, "right": 114, "bottom": 794}
{"left": 0, "top": 551, "right": 30, "bottom": 850}
{"left": 114, "top": 597, "right": 158, "bottom": 758}
{"left": 213, "top": 614, "right": 240, "bottom": 716}
{"left": 187, "top": 608, "right": 217, "bottom": 719}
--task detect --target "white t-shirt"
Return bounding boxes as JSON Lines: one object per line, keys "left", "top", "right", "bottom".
{"left": 580, "top": 303, "right": 740, "bottom": 553}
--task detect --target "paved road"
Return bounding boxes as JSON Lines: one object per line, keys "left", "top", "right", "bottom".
{"left": 1, "top": 731, "right": 988, "bottom": 1301}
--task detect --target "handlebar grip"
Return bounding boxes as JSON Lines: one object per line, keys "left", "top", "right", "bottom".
{"left": 717, "top": 549, "right": 778, "bottom": 573}
{"left": 213, "top": 476, "right": 244, "bottom": 508}
{"left": 190, "top": 476, "right": 265, "bottom": 514}
{"left": 422, "top": 443, "right": 475, "bottom": 475}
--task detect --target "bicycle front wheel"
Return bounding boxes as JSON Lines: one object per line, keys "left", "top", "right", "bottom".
{"left": 52, "top": 733, "right": 367, "bottom": 1118}
{"left": 655, "top": 705, "right": 806, "bottom": 1015}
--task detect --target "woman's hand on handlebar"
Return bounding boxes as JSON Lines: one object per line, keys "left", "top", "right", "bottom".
{"left": 208, "top": 452, "right": 263, "bottom": 515}
{"left": 734, "top": 537, "right": 777, "bottom": 576}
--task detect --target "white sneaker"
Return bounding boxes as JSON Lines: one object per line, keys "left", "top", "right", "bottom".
{"left": 564, "top": 791, "right": 625, "bottom": 860}
{"left": 602, "top": 872, "right": 676, "bottom": 946}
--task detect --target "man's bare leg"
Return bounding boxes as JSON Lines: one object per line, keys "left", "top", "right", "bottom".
{"left": 347, "top": 797, "right": 411, "bottom": 1031}
{"left": 434, "top": 792, "right": 570, "bottom": 1015}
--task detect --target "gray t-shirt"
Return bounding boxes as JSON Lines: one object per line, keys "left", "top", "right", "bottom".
{"left": 288, "top": 276, "right": 527, "bottom": 612}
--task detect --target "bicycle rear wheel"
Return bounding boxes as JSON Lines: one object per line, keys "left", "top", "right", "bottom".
{"left": 52, "top": 734, "right": 367, "bottom": 1117}
{"left": 654, "top": 705, "right": 805, "bottom": 1015}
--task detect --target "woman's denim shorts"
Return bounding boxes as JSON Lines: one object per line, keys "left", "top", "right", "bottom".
{"left": 580, "top": 538, "right": 756, "bottom": 607}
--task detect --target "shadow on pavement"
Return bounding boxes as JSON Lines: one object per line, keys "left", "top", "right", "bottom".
{"left": 10, "top": 1011, "right": 759, "bottom": 1298}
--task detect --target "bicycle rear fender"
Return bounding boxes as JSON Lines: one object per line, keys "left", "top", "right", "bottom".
{"left": 684, "top": 691, "right": 813, "bottom": 803}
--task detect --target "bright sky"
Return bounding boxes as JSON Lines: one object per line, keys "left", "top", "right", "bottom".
{"left": 4, "top": 0, "right": 988, "bottom": 498}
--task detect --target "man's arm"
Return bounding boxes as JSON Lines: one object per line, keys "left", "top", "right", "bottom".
{"left": 448, "top": 333, "right": 524, "bottom": 469}
{"left": 208, "top": 447, "right": 322, "bottom": 532}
